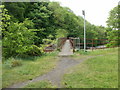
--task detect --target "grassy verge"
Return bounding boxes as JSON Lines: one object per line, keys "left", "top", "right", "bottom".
{"left": 0, "top": 61, "right": 2, "bottom": 89}
{"left": 72, "top": 47, "right": 118, "bottom": 59}
{"left": 0, "top": 40, "right": 2, "bottom": 89}
{"left": 23, "top": 80, "right": 57, "bottom": 88}
{"left": 62, "top": 48, "right": 118, "bottom": 88}
{"left": 2, "top": 51, "right": 59, "bottom": 88}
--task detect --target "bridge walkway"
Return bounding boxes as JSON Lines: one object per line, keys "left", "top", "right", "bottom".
{"left": 59, "top": 39, "right": 73, "bottom": 56}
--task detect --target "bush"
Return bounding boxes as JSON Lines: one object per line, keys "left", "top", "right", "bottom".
{"left": 27, "top": 45, "right": 42, "bottom": 56}
{"left": 2, "top": 18, "right": 37, "bottom": 58}
{"left": 106, "top": 40, "right": 119, "bottom": 47}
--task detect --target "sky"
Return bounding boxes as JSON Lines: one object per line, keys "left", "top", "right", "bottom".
{"left": 50, "top": 0, "right": 119, "bottom": 27}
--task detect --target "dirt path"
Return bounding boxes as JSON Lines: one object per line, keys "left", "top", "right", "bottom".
{"left": 8, "top": 51, "right": 116, "bottom": 88}
{"left": 9, "top": 55, "right": 95, "bottom": 88}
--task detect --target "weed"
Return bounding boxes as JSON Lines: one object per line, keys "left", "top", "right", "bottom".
{"left": 11, "top": 59, "right": 22, "bottom": 67}
{"left": 2, "top": 53, "right": 58, "bottom": 88}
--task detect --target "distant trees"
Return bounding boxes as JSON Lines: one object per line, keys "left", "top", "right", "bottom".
{"left": 1, "top": 1, "right": 110, "bottom": 58}
{"left": 3, "top": 2, "right": 27, "bottom": 22}
{"left": 106, "top": 6, "right": 118, "bottom": 30}
{"left": 106, "top": 5, "right": 119, "bottom": 47}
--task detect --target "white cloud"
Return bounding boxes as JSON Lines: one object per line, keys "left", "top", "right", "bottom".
{"left": 50, "top": 0, "right": 119, "bottom": 27}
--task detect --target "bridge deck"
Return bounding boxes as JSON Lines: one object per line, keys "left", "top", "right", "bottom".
{"left": 59, "top": 39, "right": 73, "bottom": 56}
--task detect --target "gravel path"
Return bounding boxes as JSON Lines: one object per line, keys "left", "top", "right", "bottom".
{"left": 9, "top": 56, "right": 95, "bottom": 88}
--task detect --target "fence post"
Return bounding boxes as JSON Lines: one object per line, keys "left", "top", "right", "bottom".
{"left": 79, "top": 37, "right": 80, "bottom": 50}
{"left": 92, "top": 39, "right": 94, "bottom": 51}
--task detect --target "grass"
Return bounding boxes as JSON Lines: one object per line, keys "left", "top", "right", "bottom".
{"left": 23, "top": 80, "right": 57, "bottom": 88}
{"left": 0, "top": 40, "right": 2, "bottom": 89}
{"left": 2, "top": 48, "right": 119, "bottom": 88}
{"left": 0, "top": 61, "right": 2, "bottom": 89}
{"left": 0, "top": 40, "right": 1, "bottom": 46}
{"left": 62, "top": 48, "right": 118, "bottom": 88}
{"left": 2, "top": 51, "right": 59, "bottom": 88}
{"left": 72, "top": 48, "right": 118, "bottom": 60}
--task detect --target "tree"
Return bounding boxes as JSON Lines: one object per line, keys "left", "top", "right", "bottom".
{"left": 106, "top": 5, "right": 119, "bottom": 47}
{"left": 106, "top": 6, "right": 118, "bottom": 30}
{"left": 56, "top": 29, "right": 68, "bottom": 39}
{"left": 2, "top": 1, "right": 111, "bottom": 58}
{"left": 3, "top": 2, "right": 27, "bottom": 22}
{"left": 0, "top": 5, "right": 11, "bottom": 38}
{"left": 26, "top": 2, "right": 55, "bottom": 45}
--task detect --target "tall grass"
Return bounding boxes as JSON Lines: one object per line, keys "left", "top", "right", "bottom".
{"left": 0, "top": 61, "right": 2, "bottom": 89}
{"left": 2, "top": 51, "right": 59, "bottom": 88}
{"left": 62, "top": 48, "right": 118, "bottom": 88}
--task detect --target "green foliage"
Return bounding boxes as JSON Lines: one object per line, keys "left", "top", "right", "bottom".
{"left": 106, "top": 6, "right": 119, "bottom": 47}
{"left": 27, "top": 45, "right": 42, "bottom": 56}
{"left": 26, "top": 2, "right": 54, "bottom": 45}
{"left": 48, "top": 2, "right": 83, "bottom": 38}
{"left": 0, "top": 5, "right": 11, "bottom": 36}
{"left": 2, "top": 18, "right": 38, "bottom": 58}
{"left": 106, "top": 30, "right": 119, "bottom": 47}
{"left": 43, "top": 34, "right": 54, "bottom": 45}
{"left": 42, "top": 34, "right": 56, "bottom": 50}
{"left": 106, "top": 6, "right": 118, "bottom": 29}
{"left": 2, "top": 2, "right": 110, "bottom": 58}
{"left": 56, "top": 29, "right": 68, "bottom": 38}
{"left": 3, "top": 2, "right": 27, "bottom": 22}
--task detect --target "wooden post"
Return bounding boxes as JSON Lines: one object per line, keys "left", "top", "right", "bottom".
{"left": 92, "top": 39, "right": 94, "bottom": 51}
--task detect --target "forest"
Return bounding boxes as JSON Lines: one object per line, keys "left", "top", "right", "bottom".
{"left": 1, "top": 1, "right": 119, "bottom": 59}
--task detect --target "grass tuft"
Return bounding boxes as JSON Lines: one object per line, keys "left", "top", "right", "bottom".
{"left": 23, "top": 80, "right": 57, "bottom": 88}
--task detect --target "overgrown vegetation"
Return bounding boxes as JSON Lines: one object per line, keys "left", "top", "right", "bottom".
{"left": 2, "top": 51, "right": 58, "bottom": 88}
{"left": 2, "top": 1, "right": 119, "bottom": 59}
{"left": 1, "top": 1, "right": 119, "bottom": 88}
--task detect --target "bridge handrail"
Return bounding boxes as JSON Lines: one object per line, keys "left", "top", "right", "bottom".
{"left": 69, "top": 39, "right": 74, "bottom": 49}
{"left": 58, "top": 38, "right": 67, "bottom": 50}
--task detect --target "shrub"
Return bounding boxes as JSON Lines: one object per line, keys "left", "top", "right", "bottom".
{"left": 2, "top": 18, "right": 37, "bottom": 58}
{"left": 27, "top": 45, "right": 42, "bottom": 56}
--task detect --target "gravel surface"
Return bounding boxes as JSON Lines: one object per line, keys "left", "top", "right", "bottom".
{"left": 59, "top": 40, "right": 73, "bottom": 56}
